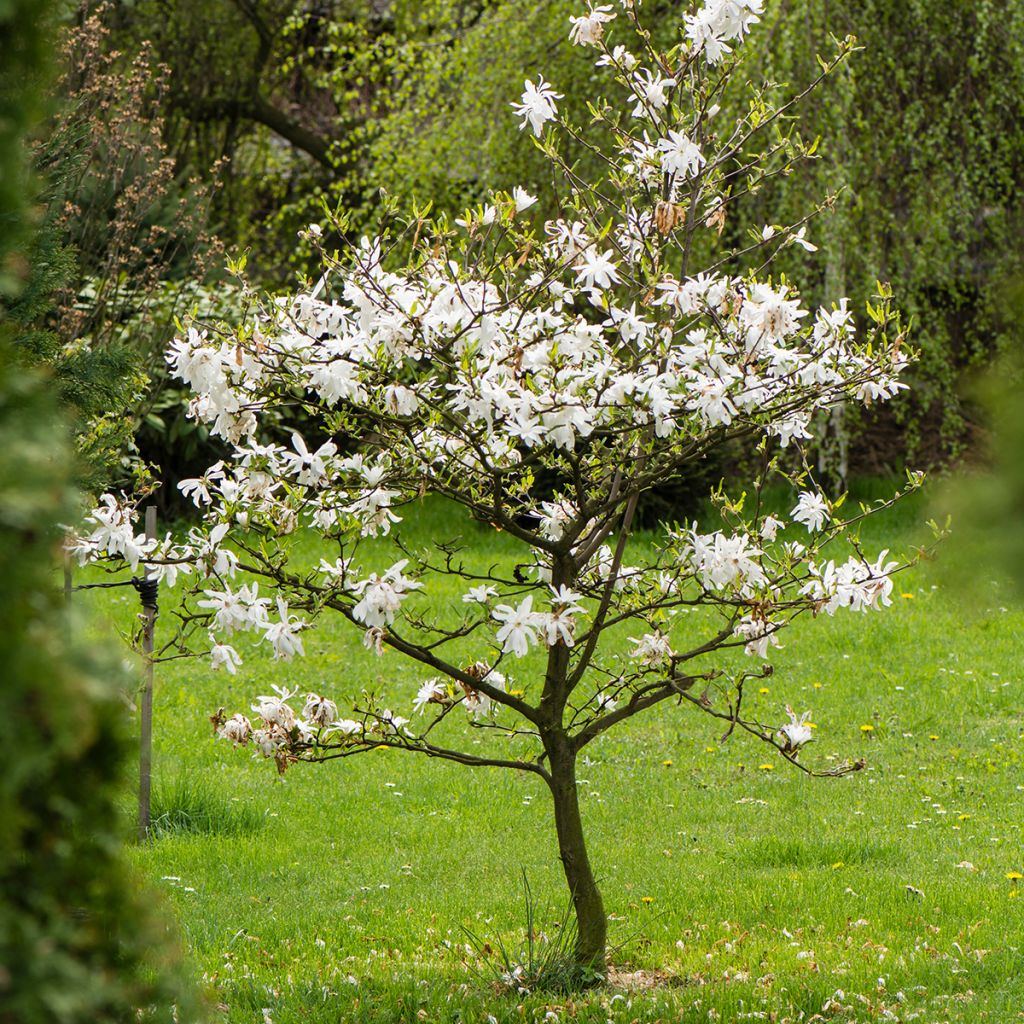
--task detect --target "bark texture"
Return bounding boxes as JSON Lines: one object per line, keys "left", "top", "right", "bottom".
{"left": 545, "top": 734, "right": 607, "bottom": 974}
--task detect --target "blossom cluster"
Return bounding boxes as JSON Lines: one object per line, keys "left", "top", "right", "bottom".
{"left": 492, "top": 586, "right": 587, "bottom": 657}
{"left": 685, "top": 0, "right": 764, "bottom": 65}
{"left": 216, "top": 685, "right": 408, "bottom": 770}
{"left": 161, "top": 254, "right": 906, "bottom": 496}
{"left": 68, "top": 0, "right": 916, "bottom": 779}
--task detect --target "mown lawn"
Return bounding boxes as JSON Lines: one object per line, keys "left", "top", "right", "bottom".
{"left": 87, "top": 483, "right": 1023, "bottom": 1023}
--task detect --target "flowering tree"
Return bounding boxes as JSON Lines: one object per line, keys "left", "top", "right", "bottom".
{"left": 72, "top": 0, "right": 921, "bottom": 980}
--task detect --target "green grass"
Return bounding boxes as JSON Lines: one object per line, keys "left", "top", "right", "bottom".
{"left": 149, "top": 772, "right": 268, "bottom": 840}
{"left": 83, "top": 486, "right": 1024, "bottom": 1023}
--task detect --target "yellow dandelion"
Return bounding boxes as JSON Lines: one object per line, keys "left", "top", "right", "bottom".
{"left": 813, "top": 682, "right": 823, "bottom": 689}
{"left": 509, "top": 688, "right": 525, "bottom": 697}
{"left": 900, "top": 592, "right": 915, "bottom": 600}
{"left": 958, "top": 814, "right": 971, "bottom": 821}
{"left": 831, "top": 862, "right": 844, "bottom": 870}
{"left": 759, "top": 763, "right": 774, "bottom": 771}
{"left": 705, "top": 746, "right": 717, "bottom": 753}
{"left": 662, "top": 759, "right": 673, "bottom": 767}
{"left": 759, "top": 687, "right": 770, "bottom": 695}
{"left": 641, "top": 896, "right": 654, "bottom": 904}
{"left": 860, "top": 724, "right": 874, "bottom": 733}
{"left": 1006, "top": 871, "right": 1023, "bottom": 881}
{"left": 808, "top": 722, "right": 818, "bottom": 730}
{"left": 929, "top": 734, "right": 939, "bottom": 741}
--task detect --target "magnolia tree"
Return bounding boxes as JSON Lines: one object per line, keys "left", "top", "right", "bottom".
{"left": 72, "top": 0, "right": 921, "bottom": 979}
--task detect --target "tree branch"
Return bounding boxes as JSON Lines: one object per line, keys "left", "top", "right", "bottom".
{"left": 181, "top": 94, "right": 335, "bottom": 169}
{"left": 297, "top": 734, "right": 551, "bottom": 784}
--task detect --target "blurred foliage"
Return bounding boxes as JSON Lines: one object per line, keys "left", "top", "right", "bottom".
{"left": 0, "top": 0, "right": 52, "bottom": 289}
{"left": 0, "top": 3, "right": 203, "bottom": 1020}
{"left": 3, "top": 4, "right": 226, "bottom": 493}
{"left": 0, "top": 352, "right": 204, "bottom": 1024}
{"left": 743, "top": 0, "right": 1024, "bottom": 468}
{"left": 933, "top": 281, "right": 1024, "bottom": 603}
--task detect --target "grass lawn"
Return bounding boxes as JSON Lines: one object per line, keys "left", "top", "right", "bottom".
{"left": 88, "top": 483, "right": 1024, "bottom": 1023}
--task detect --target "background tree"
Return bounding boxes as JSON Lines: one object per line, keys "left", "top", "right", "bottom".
{"left": 741, "top": 0, "right": 1024, "bottom": 469}
{"left": 74, "top": 0, "right": 925, "bottom": 980}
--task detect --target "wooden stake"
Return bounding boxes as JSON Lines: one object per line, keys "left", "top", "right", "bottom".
{"left": 138, "top": 506, "right": 157, "bottom": 841}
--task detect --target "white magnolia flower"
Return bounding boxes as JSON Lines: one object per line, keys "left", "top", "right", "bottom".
{"left": 362, "top": 626, "right": 386, "bottom": 656}
{"left": 318, "top": 556, "right": 354, "bottom": 583}
{"left": 302, "top": 693, "right": 339, "bottom": 727}
{"left": 379, "top": 709, "right": 410, "bottom": 733}
{"left": 779, "top": 706, "right": 814, "bottom": 751}
{"left": 574, "top": 249, "right": 621, "bottom": 292}
{"left": 549, "top": 584, "right": 586, "bottom": 611}
{"left": 568, "top": 5, "right": 615, "bottom": 46}
{"left": 791, "top": 491, "right": 830, "bottom": 533}
{"left": 492, "top": 595, "right": 541, "bottom": 657}
{"left": 462, "top": 584, "right": 499, "bottom": 604}
{"left": 283, "top": 431, "right": 337, "bottom": 486}
{"left": 630, "top": 68, "right": 675, "bottom": 119}
{"left": 537, "top": 499, "right": 576, "bottom": 542}
{"left": 330, "top": 718, "right": 364, "bottom": 738}
{"left": 733, "top": 615, "right": 781, "bottom": 658}
{"left": 512, "top": 76, "right": 563, "bottom": 136}
{"left": 685, "top": 0, "right": 763, "bottom": 65}
{"left": 657, "top": 129, "right": 705, "bottom": 178}
{"left": 596, "top": 44, "right": 637, "bottom": 71}
{"left": 76, "top": 494, "right": 157, "bottom": 570}
{"left": 537, "top": 609, "right": 577, "bottom": 648}
{"left": 413, "top": 678, "right": 448, "bottom": 714}
{"left": 178, "top": 463, "right": 224, "bottom": 506}
{"left": 801, "top": 550, "right": 898, "bottom": 615}
{"left": 251, "top": 684, "right": 298, "bottom": 729}
{"left": 511, "top": 186, "right": 537, "bottom": 212}
{"left": 461, "top": 665, "right": 506, "bottom": 719}
{"left": 384, "top": 384, "right": 419, "bottom": 417}
{"left": 219, "top": 713, "right": 252, "bottom": 746}
{"left": 629, "top": 631, "right": 674, "bottom": 666}
{"left": 198, "top": 584, "right": 268, "bottom": 635}
{"left": 209, "top": 641, "right": 242, "bottom": 674}
{"left": 537, "top": 584, "right": 587, "bottom": 647}
{"left": 352, "top": 559, "right": 423, "bottom": 628}
{"left": 759, "top": 514, "right": 785, "bottom": 542}
{"left": 687, "top": 529, "right": 766, "bottom": 593}
{"left": 790, "top": 226, "right": 818, "bottom": 252}
{"left": 261, "top": 598, "right": 307, "bottom": 661}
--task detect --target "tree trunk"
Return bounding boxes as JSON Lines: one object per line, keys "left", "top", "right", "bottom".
{"left": 545, "top": 734, "right": 607, "bottom": 978}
